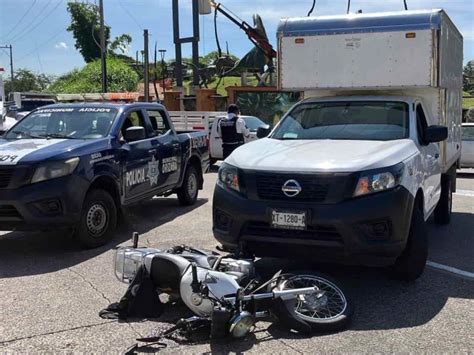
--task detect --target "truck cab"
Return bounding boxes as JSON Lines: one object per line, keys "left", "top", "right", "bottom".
{"left": 0, "top": 103, "right": 209, "bottom": 248}
{"left": 212, "top": 9, "right": 463, "bottom": 281}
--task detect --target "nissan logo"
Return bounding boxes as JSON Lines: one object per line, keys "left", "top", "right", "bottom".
{"left": 282, "top": 179, "right": 302, "bottom": 197}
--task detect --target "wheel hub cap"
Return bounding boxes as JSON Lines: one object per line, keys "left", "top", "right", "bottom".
{"left": 86, "top": 204, "right": 108, "bottom": 236}
{"left": 188, "top": 173, "right": 197, "bottom": 198}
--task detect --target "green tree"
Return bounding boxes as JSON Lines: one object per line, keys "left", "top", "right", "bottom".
{"left": 49, "top": 58, "right": 139, "bottom": 94}
{"left": 199, "top": 50, "right": 239, "bottom": 66}
{"left": 66, "top": 2, "right": 110, "bottom": 63}
{"left": 66, "top": 2, "right": 133, "bottom": 63}
{"left": 463, "top": 60, "right": 474, "bottom": 95}
{"left": 4, "top": 69, "right": 54, "bottom": 97}
{"left": 110, "top": 34, "right": 132, "bottom": 55}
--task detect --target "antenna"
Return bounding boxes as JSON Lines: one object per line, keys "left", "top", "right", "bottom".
{"left": 347, "top": 0, "right": 351, "bottom": 14}
{"left": 403, "top": 0, "right": 408, "bottom": 10}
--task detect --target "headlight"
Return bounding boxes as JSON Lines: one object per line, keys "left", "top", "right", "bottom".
{"left": 354, "top": 163, "right": 404, "bottom": 197}
{"left": 217, "top": 162, "right": 240, "bottom": 192}
{"left": 31, "top": 157, "right": 80, "bottom": 184}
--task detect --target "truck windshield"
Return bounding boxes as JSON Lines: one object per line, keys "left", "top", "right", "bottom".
{"left": 5, "top": 107, "right": 118, "bottom": 140}
{"left": 271, "top": 101, "right": 409, "bottom": 141}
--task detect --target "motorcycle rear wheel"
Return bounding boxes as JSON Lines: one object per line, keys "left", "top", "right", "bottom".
{"left": 274, "top": 271, "right": 353, "bottom": 332}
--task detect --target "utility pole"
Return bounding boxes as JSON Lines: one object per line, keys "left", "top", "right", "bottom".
{"left": 0, "top": 45, "right": 14, "bottom": 91}
{"left": 159, "top": 49, "right": 167, "bottom": 101}
{"left": 144, "top": 29, "right": 149, "bottom": 102}
{"left": 99, "top": 0, "right": 107, "bottom": 92}
{"left": 172, "top": 0, "right": 200, "bottom": 88}
{"left": 191, "top": 0, "right": 200, "bottom": 87}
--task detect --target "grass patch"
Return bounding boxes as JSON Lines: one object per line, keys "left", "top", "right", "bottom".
{"left": 463, "top": 96, "right": 474, "bottom": 109}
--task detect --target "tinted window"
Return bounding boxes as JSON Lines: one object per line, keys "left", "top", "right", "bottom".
{"left": 462, "top": 126, "right": 474, "bottom": 141}
{"left": 20, "top": 100, "right": 56, "bottom": 112}
{"left": 6, "top": 107, "right": 117, "bottom": 139}
{"left": 121, "top": 110, "right": 148, "bottom": 140}
{"left": 147, "top": 110, "right": 171, "bottom": 136}
{"left": 416, "top": 104, "right": 428, "bottom": 145}
{"left": 243, "top": 116, "right": 265, "bottom": 131}
{"left": 271, "top": 101, "right": 409, "bottom": 141}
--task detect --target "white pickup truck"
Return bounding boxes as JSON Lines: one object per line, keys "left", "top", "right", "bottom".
{"left": 212, "top": 9, "right": 463, "bottom": 281}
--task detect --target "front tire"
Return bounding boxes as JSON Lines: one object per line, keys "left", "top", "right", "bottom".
{"left": 434, "top": 174, "right": 452, "bottom": 225}
{"left": 75, "top": 189, "right": 117, "bottom": 249}
{"left": 177, "top": 165, "right": 199, "bottom": 206}
{"left": 391, "top": 208, "right": 427, "bottom": 281}
{"left": 272, "top": 271, "right": 353, "bottom": 332}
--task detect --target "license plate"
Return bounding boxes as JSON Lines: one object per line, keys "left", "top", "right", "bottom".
{"left": 271, "top": 210, "right": 306, "bottom": 230}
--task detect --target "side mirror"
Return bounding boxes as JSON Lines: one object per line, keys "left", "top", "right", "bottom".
{"left": 256, "top": 125, "right": 271, "bottom": 138}
{"left": 424, "top": 125, "right": 448, "bottom": 143}
{"left": 124, "top": 126, "right": 146, "bottom": 142}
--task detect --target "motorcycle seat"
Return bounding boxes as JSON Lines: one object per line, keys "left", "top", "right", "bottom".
{"left": 145, "top": 253, "right": 191, "bottom": 292}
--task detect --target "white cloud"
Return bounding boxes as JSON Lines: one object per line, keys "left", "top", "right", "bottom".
{"left": 54, "top": 42, "right": 68, "bottom": 50}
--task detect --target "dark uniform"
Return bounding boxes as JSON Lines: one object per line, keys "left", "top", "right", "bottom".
{"left": 219, "top": 116, "right": 245, "bottom": 159}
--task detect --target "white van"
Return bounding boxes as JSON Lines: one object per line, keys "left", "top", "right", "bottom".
{"left": 212, "top": 9, "right": 462, "bottom": 281}
{"left": 209, "top": 115, "right": 267, "bottom": 162}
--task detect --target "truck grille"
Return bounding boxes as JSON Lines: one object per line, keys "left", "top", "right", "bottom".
{"left": 256, "top": 173, "right": 330, "bottom": 202}
{"left": 244, "top": 221, "right": 342, "bottom": 242}
{"left": 0, "top": 167, "right": 15, "bottom": 188}
{"left": 0, "top": 205, "right": 22, "bottom": 219}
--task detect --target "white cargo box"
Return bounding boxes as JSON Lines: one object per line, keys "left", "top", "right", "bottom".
{"left": 277, "top": 9, "right": 463, "bottom": 91}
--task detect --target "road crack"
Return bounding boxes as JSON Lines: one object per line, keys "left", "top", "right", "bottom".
{"left": 67, "top": 267, "right": 111, "bottom": 304}
{"left": 267, "top": 330, "right": 304, "bottom": 354}
{"left": 0, "top": 321, "right": 115, "bottom": 345}
{"left": 66, "top": 267, "right": 142, "bottom": 338}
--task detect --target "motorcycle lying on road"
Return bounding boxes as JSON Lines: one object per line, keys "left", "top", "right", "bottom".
{"left": 104, "top": 233, "right": 352, "bottom": 349}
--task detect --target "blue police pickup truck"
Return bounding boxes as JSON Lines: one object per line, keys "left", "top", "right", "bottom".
{"left": 0, "top": 103, "right": 209, "bottom": 248}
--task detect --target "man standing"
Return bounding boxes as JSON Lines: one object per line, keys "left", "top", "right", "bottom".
{"left": 218, "top": 104, "right": 250, "bottom": 159}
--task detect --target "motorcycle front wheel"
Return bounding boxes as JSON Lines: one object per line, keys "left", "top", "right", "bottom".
{"left": 273, "top": 271, "right": 353, "bottom": 332}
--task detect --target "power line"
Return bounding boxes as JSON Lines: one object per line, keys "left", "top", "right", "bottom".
{"left": 2, "top": 0, "right": 38, "bottom": 40}
{"left": 16, "top": 27, "right": 67, "bottom": 62}
{"left": 6, "top": 0, "right": 53, "bottom": 43}
{"left": 118, "top": 0, "right": 143, "bottom": 31}
{"left": 9, "top": 0, "right": 64, "bottom": 44}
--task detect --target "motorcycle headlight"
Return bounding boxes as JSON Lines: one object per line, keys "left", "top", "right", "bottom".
{"left": 217, "top": 162, "right": 240, "bottom": 192}
{"left": 354, "top": 163, "right": 404, "bottom": 197}
{"left": 31, "top": 157, "right": 80, "bottom": 184}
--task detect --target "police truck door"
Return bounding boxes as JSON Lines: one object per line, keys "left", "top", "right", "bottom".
{"left": 121, "top": 109, "right": 156, "bottom": 202}
{"left": 146, "top": 109, "right": 182, "bottom": 188}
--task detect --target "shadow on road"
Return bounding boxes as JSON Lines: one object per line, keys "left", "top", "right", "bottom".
{"left": 0, "top": 197, "right": 207, "bottom": 279}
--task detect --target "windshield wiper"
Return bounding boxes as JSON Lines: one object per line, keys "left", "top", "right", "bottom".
{"left": 11, "top": 130, "right": 43, "bottom": 139}
{"left": 39, "top": 133, "right": 78, "bottom": 139}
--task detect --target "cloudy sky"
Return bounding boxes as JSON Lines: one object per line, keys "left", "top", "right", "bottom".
{"left": 0, "top": 0, "right": 473, "bottom": 76}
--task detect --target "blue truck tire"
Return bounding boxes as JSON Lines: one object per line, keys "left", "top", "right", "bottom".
{"left": 75, "top": 189, "right": 118, "bottom": 248}
{"left": 177, "top": 165, "right": 199, "bottom": 206}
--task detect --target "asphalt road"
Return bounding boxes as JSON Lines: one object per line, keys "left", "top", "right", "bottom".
{"left": 0, "top": 168, "right": 473, "bottom": 353}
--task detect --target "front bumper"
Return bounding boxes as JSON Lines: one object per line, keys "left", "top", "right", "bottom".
{"left": 0, "top": 174, "right": 89, "bottom": 231}
{"left": 213, "top": 184, "right": 414, "bottom": 266}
